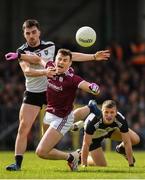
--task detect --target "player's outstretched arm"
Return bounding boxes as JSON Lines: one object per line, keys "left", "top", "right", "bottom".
{"left": 72, "top": 49, "right": 110, "bottom": 62}
{"left": 5, "top": 52, "right": 42, "bottom": 65}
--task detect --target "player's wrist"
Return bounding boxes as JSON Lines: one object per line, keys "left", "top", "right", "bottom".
{"left": 43, "top": 69, "right": 48, "bottom": 76}
{"left": 93, "top": 54, "right": 96, "bottom": 60}
{"left": 17, "top": 52, "right": 21, "bottom": 59}
{"left": 129, "top": 163, "right": 134, "bottom": 167}
{"left": 89, "top": 83, "right": 100, "bottom": 94}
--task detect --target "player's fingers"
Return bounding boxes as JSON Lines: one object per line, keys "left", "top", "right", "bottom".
{"left": 102, "top": 49, "right": 110, "bottom": 53}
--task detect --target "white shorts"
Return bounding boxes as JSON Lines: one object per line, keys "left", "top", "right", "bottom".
{"left": 43, "top": 112, "right": 74, "bottom": 136}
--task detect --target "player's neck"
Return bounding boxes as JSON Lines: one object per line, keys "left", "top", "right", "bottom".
{"left": 27, "top": 40, "right": 41, "bottom": 48}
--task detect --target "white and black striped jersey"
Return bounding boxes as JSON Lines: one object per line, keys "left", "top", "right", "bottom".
{"left": 17, "top": 40, "right": 55, "bottom": 92}
{"left": 84, "top": 111, "right": 129, "bottom": 139}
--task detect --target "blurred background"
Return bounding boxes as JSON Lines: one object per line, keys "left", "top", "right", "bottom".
{"left": 0, "top": 0, "right": 145, "bottom": 151}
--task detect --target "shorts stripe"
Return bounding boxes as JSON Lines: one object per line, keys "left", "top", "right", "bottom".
{"left": 57, "top": 116, "right": 68, "bottom": 131}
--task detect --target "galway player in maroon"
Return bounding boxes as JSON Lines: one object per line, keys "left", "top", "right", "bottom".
{"left": 35, "top": 48, "right": 100, "bottom": 171}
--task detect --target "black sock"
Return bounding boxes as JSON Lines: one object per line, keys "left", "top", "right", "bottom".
{"left": 67, "top": 154, "right": 74, "bottom": 163}
{"left": 15, "top": 155, "right": 23, "bottom": 167}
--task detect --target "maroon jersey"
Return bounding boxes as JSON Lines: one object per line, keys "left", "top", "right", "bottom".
{"left": 45, "top": 61, "right": 84, "bottom": 117}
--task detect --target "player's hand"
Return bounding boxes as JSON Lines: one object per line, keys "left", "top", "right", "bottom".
{"left": 80, "top": 164, "right": 87, "bottom": 171}
{"left": 94, "top": 50, "right": 110, "bottom": 61}
{"left": 89, "top": 83, "right": 100, "bottom": 95}
{"left": 5, "top": 52, "right": 21, "bottom": 61}
{"left": 70, "top": 124, "right": 79, "bottom": 132}
{"left": 70, "top": 121, "right": 84, "bottom": 132}
{"left": 45, "top": 67, "right": 56, "bottom": 78}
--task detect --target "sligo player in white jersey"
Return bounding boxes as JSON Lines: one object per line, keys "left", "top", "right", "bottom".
{"left": 5, "top": 19, "right": 110, "bottom": 171}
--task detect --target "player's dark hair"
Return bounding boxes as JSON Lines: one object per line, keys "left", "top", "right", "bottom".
{"left": 57, "top": 48, "right": 72, "bottom": 60}
{"left": 22, "top": 19, "right": 40, "bottom": 31}
{"left": 102, "top": 100, "right": 117, "bottom": 109}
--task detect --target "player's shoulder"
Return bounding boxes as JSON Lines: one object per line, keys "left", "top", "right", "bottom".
{"left": 41, "top": 40, "right": 55, "bottom": 46}
{"left": 17, "top": 43, "right": 28, "bottom": 52}
{"left": 65, "top": 67, "right": 74, "bottom": 77}
{"left": 85, "top": 113, "right": 99, "bottom": 126}
{"left": 70, "top": 74, "right": 84, "bottom": 86}
{"left": 116, "top": 111, "right": 126, "bottom": 123}
{"left": 84, "top": 113, "right": 99, "bottom": 133}
{"left": 117, "top": 111, "right": 125, "bottom": 119}
{"left": 115, "top": 111, "right": 128, "bottom": 131}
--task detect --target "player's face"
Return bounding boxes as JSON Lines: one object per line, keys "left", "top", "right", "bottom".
{"left": 23, "top": 26, "right": 41, "bottom": 47}
{"left": 102, "top": 107, "right": 117, "bottom": 124}
{"left": 55, "top": 53, "right": 72, "bottom": 74}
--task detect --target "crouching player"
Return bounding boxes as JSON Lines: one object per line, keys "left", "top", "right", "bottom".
{"left": 72, "top": 100, "right": 140, "bottom": 167}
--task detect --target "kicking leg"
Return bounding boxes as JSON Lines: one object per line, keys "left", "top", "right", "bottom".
{"left": 36, "top": 126, "right": 66, "bottom": 159}
{"left": 36, "top": 126, "right": 80, "bottom": 171}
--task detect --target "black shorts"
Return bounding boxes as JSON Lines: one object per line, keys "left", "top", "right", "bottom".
{"left": 89, "top": 130, "right": 115, "bottom": 151}
{"left": 23, "top": 91, "right": 47, "bottom": 108}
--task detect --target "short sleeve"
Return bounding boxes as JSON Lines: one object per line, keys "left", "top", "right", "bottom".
{"left": 117, "top": 112, "right": 129, "bottom": 133}
{"left": 84, "top": 113, "right": 97, "bottom": 135}
{"left": 72, "top": 75, "right": 84, "bottom": 88}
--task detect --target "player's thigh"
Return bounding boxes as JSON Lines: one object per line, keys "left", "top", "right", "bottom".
{"left": 89, "top": 147, "right": 107, "bottom": 166}
{"left": 19, "top": 103, "right": 41, "bottom": 127}
{"left": 111, "top": 129, "right": 140, "bottom": 144}
{"left": 110, "top": 129, "right": 122, "bottom": 141}
{"left": 128, "top": 128, "right": 140, "bottom": 144}
{"left": 73, "top": 106, "right": 90, "bottom": 122}
{"left": 37, "top": 126, "right": 63, "bottom": 153}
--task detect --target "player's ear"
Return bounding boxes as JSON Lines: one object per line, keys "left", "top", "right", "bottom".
{"left": 69, "top": 60, "right": 72, "bottom": 66}
{"left": 38, "top": 30, "right": 41, "bottom": 37}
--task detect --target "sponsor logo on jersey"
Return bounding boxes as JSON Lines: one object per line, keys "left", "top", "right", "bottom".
{"left": 48, "top": 81, "right": 63, "bottom": 92}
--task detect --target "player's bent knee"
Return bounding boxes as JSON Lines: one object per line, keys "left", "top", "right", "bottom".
{"left": 89, "top": 161, "right": 107, "bottom": 167}
{"left": 35, "top": 147, "right": 50, "bottom": 159}
{"left": 88, "top": 156, "right": 107, "bottom": 167}
{"left": 135, "top": 135, "right": 140, "bottom": 145}
{"left": 35, "top": 147, "right": 45, "bottom": 158}
{"left": 131, "top": 133, "right": 140, "bottom": 145}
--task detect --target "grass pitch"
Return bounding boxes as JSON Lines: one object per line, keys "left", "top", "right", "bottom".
{"left": 0, "top": 151, "right": 145, "bottom": 179}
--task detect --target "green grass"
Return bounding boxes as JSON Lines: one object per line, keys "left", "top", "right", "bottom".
{"left": 0, "top": 151, "right": 145, "bottom": 179}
